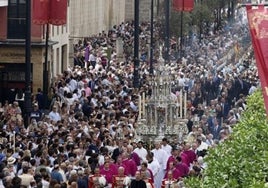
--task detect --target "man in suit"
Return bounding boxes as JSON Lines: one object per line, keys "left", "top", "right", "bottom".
{"left": 211, "top": 118, "right": 222, "bottom": 140}
{"left": 130, "top": 171, "right": 147, "bottom": 188}
{"left": 219, "top": 96, "right": 231, "bottom": 121}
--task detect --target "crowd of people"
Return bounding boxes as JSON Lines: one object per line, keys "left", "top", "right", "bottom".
{"left": 0, "top": 7, "right": 260, "bottom": 188}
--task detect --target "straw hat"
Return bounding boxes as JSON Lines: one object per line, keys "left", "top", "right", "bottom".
{"left": 7, "top": 157, "right": 16, "bottom": 165}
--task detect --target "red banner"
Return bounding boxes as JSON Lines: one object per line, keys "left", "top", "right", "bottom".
{"left": 246, "top": 5, "right": 268, "bottom": 116}
{"left": 32, "top": 0, "right": 67, "bottom": 26}
{"left": 49, "top": 0, "right": 68, "bottom": 26}
{"left": 173, "top": 0, "right": 194, "bottom": 12}
{"left": 32, "top": 0, "right": 50, "bottom": 25}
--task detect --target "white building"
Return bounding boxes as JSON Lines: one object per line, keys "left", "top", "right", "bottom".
{"left": 50, "top": 0, "right": 162, "bottom": 78}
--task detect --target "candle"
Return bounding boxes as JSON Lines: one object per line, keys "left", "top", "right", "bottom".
{"left": 138, "top": 95, "right": 141, "bottom": 119}
{"left": 155, "top": 83, "right": 158, "bottom": 97}
{"left": 180, "top": 92, "right": 183, "bottom": 118}
{"left": 184, "top": 91, "right": 187, "bottom": 119}
{"left": 176, "top": 99, "right": 179, "bottom": 117}
{"left": 142, "top": 92, "right": 145, "bottom": 119}
{"left": 13, "top": 131, "right": 16, "bottom": 153}
{"left": 170, "top": 105, "right": 172, "bottom": 126}
{"left": 165, "top": 108, "right": 168, "bottom": 128}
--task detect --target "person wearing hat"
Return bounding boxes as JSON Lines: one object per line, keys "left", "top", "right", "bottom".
{"left": 7, "top": 156, "right": 16, "bottom": 166}
{"left": 6, "top": 156, "right": 17, "bottom": 178}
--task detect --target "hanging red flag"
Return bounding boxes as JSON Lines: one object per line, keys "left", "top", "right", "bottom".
{"left": 32, "top": 0, "right": 67, "bottom": 26}
{"left": 246, "top": 5, "right": 268, "bottom": 116}
{"left": 32, "top": 0, "right": 50, "bottom": 25}
{"left": 49, "top": 0, "right": 68, "bottom": 26}
{"left": 173, "top": 0, "right": 194, "bottom": 12}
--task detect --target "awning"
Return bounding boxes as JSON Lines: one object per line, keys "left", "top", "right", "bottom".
{"left": 0, "top": 0, "right": 8, "bottom": 7}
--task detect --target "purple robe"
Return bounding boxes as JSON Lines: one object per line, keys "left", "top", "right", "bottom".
{"left": 166, "top": 155, "right": 176, "bottom": 171}
{"left": 175, "top": 162, "right": 189, "bottom": 177}
{"left": 181, "top": 150, "right": 196, "bottom": 167}
{"left": 122, "top": 158, "right": 137, "bottom": 177}
{"left": 164, "top": 168, "right": 183, "bottom": 179}
{"left": 131, "top": 152, "right": 141, "bottom": 166}
{"left": 100, "top": 167, "right": 116, "bottom": 184}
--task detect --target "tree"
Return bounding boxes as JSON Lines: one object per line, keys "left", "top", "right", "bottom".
{"left": 184, "top": 89, "right": 268, "bottom": 187}
{"left": 170, "top": 10, "right": 192, "bottom": 38}
{"left": 191, "top": 3, "right": 212, "bottom": 39}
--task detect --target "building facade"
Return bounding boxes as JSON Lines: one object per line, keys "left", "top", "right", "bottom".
{"left": 0, "top": 0, "right": 50, "bottom": 103}
{"left": 0, "top": 0, "right": 161, "bottom": 104}
{"left": 68, "top": 0, "right": 163, "bottom": 64}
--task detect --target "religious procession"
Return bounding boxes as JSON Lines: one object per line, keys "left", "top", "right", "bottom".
{"left": 1, "top": 0, "right": 267, "bottom": 188}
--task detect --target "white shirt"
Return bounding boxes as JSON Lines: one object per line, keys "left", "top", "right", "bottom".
{"left": 133, "top": 147, "right": 148, "bottom": 162}
{"left": 151, "top": 148, "right": 169, "bottom": 170}
{"left": 89, "top": 53, "right": 96, "bottom": 62}
{"left": 178, "top": 77, "right": 186, "bottom": 87}
{"left": 147, "top": 158, "right": 160, "bottom": 177}
{"left": 129, "top": 101, "right": 138, "bottom": 111}
{"left": 0, "top": 180, "right": 5, "bottom": 188}
{"left": 48, "top": 111, "right": 61, "bottom": 122}
{"left": 42, "top": 179, "right": 50, "bottom": 188}
{"left": 197, "top": 141, "right": 209, "bottom": 151}
{"left": 18, "top": 173, "right": 35, "bottom": 187}
{"left": 161, "top": 144, "right": 172, "bottom": 156}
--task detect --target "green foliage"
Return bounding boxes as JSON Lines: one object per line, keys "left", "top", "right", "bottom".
{"left": 170, "top": 10, "right": 192, "bottom": 38}
{"left": 184, "top": 90, "right": 268, "bottom": 188}
{"left": 159, "top": 0, "right": 241, "bottom": 38}
{"left": 191, "top": 3, "right": 213, "bottom": 26}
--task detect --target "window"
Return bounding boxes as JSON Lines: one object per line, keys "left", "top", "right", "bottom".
{"left": 7, "top": 0, "right": 26, "bottom": 39}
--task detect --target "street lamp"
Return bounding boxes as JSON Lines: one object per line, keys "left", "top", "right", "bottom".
{"left": 133, "top": 0, "right": 140, "bottom": 88}
{"left": 164, "top": 0, "right": 170, "bottom": 63}
{"left": 150, "top": 0, "right": 154, "bottom": 75}
{"left": 180, "top": 0, "right": 184, "bottom": 58}
{"left": 24, "top": 0, "right": 32, "bottom": 128}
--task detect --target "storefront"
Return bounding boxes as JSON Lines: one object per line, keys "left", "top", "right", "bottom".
{"left": 0, "top": 44, "right": 47, "bottom": 104}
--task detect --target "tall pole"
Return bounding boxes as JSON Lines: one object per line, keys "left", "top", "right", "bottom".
{"left": 43, "top": 23, "right": 49, "bottom": 109}
{"left": 150, "top": 0, "right": 154, "bottom": 75}
{"left": 133, "top": 0, "right": 140, "bottom": 88}
{"left": 24, "top": 0, "right": 32, "bottom": 128}
{"left": 164, "top": 0, "right": 170, "bottom": 63}
{"left": 180, "top": 0, "right": 184, "bottom": 58}
{"left": 157, "top": 0, "right": 160, "bottom": 16}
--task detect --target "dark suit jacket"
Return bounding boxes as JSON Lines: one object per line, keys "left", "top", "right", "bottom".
{"left": 130, "top": 179, "right": 147, "bottom": 188}
{"left": 212, "top": 125, "right": 222, "bottom": 140}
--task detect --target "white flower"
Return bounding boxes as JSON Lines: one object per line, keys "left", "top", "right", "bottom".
{"left": 123, "top": 176, "right": 131, "bottom": 185}
{"left": 98, "top": 176, "right": 107, "bottom": 186}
